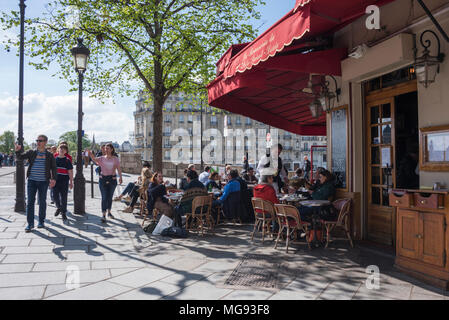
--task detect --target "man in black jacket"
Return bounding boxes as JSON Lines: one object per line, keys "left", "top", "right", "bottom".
{"left": 15, "top": 134, "right": 57, "bottom": 232}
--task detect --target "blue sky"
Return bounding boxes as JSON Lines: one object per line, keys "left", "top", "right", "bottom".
{"left": 0, "top": 0, "right": 295, "bottom": 145}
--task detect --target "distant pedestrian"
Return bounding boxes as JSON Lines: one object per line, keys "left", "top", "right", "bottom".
{"left": 53, "top": 144, "right": 73, "bottom": 221}
{"left": 15, "top": 134, "right": 57, "bottom": 232}
{"left": 88, "top": 143, "right": 123, "bottom": 223}
{"left": 0, "top": 153, "right": 3, "bottom": 168}
{"left": 303, "top": 156, "right": 311, "bottom": 181}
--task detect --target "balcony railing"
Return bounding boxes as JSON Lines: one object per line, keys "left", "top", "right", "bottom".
{"left": 164, "top": 119, "right": 172, "bottom": 123}
{"left": 283, "top": 135, "right": 292, "bottom": 140}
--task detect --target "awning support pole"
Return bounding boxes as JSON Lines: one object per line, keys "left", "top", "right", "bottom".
{"left": 416, "top": 0, "right": 449, "bottom": 42}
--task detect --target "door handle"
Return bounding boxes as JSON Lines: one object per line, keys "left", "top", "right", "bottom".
{"left": 416, "top": 234, "right": 423, "bottom": 239}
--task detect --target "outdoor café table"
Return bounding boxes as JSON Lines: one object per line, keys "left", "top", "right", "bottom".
{"left": 298, "top": 200, "right": 332, "bottom": 248}
{"left": 166, "top": 192, "right": 183, "bottom": 205}
{"left": 278, "top": 194, "right": 307, "bottom": 205}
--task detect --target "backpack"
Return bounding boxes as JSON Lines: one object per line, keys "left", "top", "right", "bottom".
{"left": 160, "top": 226, "right": 188, "bottom": 238}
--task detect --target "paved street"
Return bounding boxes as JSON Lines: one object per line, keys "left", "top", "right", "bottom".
{"left": 0, "top": 166, "right": 448, "bottom": 300}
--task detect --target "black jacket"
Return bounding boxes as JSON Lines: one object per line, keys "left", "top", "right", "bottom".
{"left": 15, "top": 149, "right": 57, "bottom": 182}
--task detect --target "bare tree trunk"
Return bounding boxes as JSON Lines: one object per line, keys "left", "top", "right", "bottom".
{"left": 152, "top": 91, "right": 163, "bottom": 172}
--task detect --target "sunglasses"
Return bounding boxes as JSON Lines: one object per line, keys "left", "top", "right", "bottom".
{"left": 36, "top": 139, "right": 46, "bottom": 143}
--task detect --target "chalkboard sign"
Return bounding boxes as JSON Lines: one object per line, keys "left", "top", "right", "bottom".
{"left": 331, "top": 108, "right": 347, "bottom": 189}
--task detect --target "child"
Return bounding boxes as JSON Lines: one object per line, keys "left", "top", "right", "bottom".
{"left": 53, "top": 145, "right": 73, "bottom": 220}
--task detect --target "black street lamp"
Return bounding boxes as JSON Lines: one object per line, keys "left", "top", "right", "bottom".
{"left": 71, "top": 38, "right": 90, "bottom": 215}
{"left": 14, "top": 0, "right": 26, "bottom": 213}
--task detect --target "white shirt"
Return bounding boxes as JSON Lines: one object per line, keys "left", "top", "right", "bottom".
{"left": 199, "top": 171, "right": 210, "bottom": 185}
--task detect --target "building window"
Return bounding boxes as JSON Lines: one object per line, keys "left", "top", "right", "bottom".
{"left": 246, "top": 118, "right": 252, "bottom": 125}
{"left": 188, "top": 115, "right": 193, "bottom": 123}
{"left": 211, "top": 115, "right": 217, "bottom": 125}
{"left": 164, "top": 115, "right": 171, "bottom": 122}
{"left": 179, "top": 114, "right": 184, "bottom": 123}
{"left": 236, "top": 116, "right": 241, "bottom": 125}
{"left": 164, "top": 151, "right": 170, "bottom": 160}
{"left": 304, "top": 143, "right": 308, "bottom": 151}
{"left": 227, "top": 116, "right": 232, "bottom": 125}
{"left": 188, "top": 128, "right": 193, "bottom": 135}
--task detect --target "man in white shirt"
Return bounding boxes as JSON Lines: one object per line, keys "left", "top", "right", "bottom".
{"left": 199, "top": 166, "right": 211, "bottom": 185}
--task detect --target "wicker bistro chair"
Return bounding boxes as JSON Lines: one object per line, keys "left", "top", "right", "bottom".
{"left": 185, "top": 195, "right": 214, "bottom": 236}
{"left": 274, "top": 204, "right": 311, "bottom": 252}
{"left": 322, "top": 198, "right": 354, "bottom": 248}
{"left": 251, "top": 198, "right": 277, "bottom": 244}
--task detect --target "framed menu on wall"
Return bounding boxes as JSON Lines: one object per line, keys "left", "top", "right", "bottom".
{"left": 330, "top": 106, "right": 349, "bottom": 190}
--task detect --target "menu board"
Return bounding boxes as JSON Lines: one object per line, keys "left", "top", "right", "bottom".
{"left": 331, "top": 108, "right": 347, "bottom": 189}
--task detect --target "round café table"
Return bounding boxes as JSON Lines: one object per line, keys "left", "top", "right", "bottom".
{"left": 298, "top": 200, "right": 332, "bottom": 248}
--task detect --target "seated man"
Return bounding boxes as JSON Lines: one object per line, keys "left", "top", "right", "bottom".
{"left": 178, "top": 169, "right": 189, "bottom": 190}
{"left": 213, "top": 169, "right": 241, "bottom": 220}
{"left": 199, "top": 166, "right": 211, "bottom": 185}
{"left": 185, "top": 170, "right": 206, "bottom": 190}
{"left": 242, "top": 167, "right": 258, "bottom": 184}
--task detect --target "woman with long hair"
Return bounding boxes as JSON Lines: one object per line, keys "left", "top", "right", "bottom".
{"left": 147, "top": 172, "right": 175, "bottom": 219}
{"left": 122, "top": 167, "right": 152, "bottom": 213}
{"left": 88, "top": 143, "right": 123, "bottom": 223}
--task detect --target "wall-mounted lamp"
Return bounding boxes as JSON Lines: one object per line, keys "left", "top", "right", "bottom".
{"left": 319, "top": 75, "right": 341, "bottom": 113}
{"left": 414, "top": 30, "right": 445, "bottom": 88}
{"left": 309, "top": 99, "right": 322, "bottom": 118}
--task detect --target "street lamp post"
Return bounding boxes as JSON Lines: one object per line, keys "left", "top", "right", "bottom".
{"left": 15, "top": 0, "right": 26, "bottom": 213}
{"left": 71, "top": 38, "right": 90, "bottom": 215}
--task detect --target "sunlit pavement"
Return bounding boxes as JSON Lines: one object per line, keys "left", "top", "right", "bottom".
{"left": 0, "top": 166, "right": 448, "bottom": 300}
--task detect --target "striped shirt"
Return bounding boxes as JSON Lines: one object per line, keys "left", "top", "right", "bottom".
{"left": 29, "top": 151, "right": 47, "bottom": 182}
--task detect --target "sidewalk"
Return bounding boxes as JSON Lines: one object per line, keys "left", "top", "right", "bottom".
{"left": 0, "top": 166, "right": 448, "bottom": 300}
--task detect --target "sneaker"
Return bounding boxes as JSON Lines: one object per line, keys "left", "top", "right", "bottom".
{"left": 124, "top": 195, "right": 132, "bottom": 202}
{"left": 113, "top": 196, "right": 122, "bottom": 201}
{"left": 108, "top": 213, "right": 114, "bottom": 219}
{"left": 37, "top": 222, "right": 45, "bottom": 229}
{"left": 55, "top": 208, "right": 61, "bottom": 217}
{"left": 62, "top": 213, "right": 68, "bottom": 221}
{"left": 25, "top": 225, "right": 34, "bottom": 233}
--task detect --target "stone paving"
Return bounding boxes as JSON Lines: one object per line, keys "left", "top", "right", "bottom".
{"left": 0, "top": 166, "right": 448, "bottom": 300}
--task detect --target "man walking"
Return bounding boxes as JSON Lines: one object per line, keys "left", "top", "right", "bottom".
{"left": 15, "top": 134, "right": 57, "bottom": 232}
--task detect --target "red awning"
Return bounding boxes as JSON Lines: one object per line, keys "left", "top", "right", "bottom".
{"left": 207, "top": 0, "right": 396, "bottom": 135}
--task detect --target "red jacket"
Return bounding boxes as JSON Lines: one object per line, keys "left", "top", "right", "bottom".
{"left": 253, "top": 184, "right": 279, "bottom": 205}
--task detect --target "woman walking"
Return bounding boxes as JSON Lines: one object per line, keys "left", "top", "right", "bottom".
{"left": 88, "top": 143, "right": 123, "bottom": 223}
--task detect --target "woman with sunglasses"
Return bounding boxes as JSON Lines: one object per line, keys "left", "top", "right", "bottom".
{"left": 88, "top": 143, "right": 123, "bottom": 223}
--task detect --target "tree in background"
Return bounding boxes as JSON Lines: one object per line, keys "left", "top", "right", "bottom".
{"left": 1, "top": 0, "right": 264, "bottom": 172}
{"left": 59, "top": 130, "right": 92, "bottom": 156}
{"left": 0, "top": 131, "right": 16, "bottom": 154}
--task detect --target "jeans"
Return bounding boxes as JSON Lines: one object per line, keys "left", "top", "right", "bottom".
{"left": 121, "top": 182, "right": 135, "bottom": 196}
{"left": 99, "top": 177, "right": 117, "bottom": 213}
{"left": 53, "top": 178, "right": 69, "bottom": 213}
{"left": 26, "top": 179, "right": 49, "bottom": 226}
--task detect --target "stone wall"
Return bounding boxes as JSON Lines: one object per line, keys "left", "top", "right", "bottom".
{"left": 119, "top": 153, "right": 142, "bottom": 174}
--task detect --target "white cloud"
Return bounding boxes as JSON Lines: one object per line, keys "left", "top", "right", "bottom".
{"left": 0, "top": 92, "right": 134, "bottom": 145}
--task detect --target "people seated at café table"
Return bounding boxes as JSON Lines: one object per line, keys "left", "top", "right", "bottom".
{"left": 214, "top": 169, "right": 240, "bottom": 205}
{"left": 199, "top": 166, "right": 211, "bottom": 185}
{"left": 242, "top": 167, "right": 258, "bottom": 184}
{"left": 146, "top": 172, "right": 175, "bottom": 219}
{"left": 205, "top": 172, "right": 222, "bottom": 191}
{"left": 114, "top": 161, "right": 153, "bottom": 202}
{"left": 179, "top": 168, "right": 189, "bottom": 191}
{"left": 188, "top": 163, "right": 196, "bottom": 172}
{"left": 289, "top": 168, "right": 307, "bottom": 193}
{"left": 253, "top": 174, "right": 279, "bottom": 206}
{"left": 296, "top": 169, "right": 337, "bottom": 222}
{"left": 212, "top": 169, "right": 244, "bottom": 221}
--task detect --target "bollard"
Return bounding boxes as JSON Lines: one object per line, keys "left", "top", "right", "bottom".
{"left": 90, "top": 163, "right": 94, "bottom": 198}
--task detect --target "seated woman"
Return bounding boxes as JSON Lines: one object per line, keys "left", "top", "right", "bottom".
{"left": 146, "top": 172, "right": 175, "bottom": 220}
{"left": 205, "top": 172, "right": 221, "bottom": 191}
{"left": 289, "top": 168, "right": 307, "bottom": 194}
{"left": 298, "top": 170, "right": 337, "bottom": 222}
{"left": 122, "top": 168, "right": 152, "bottom": 213}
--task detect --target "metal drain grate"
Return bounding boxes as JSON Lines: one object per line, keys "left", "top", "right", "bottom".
{"left": 224, "top": 254, "right": 283, "bottom": 289}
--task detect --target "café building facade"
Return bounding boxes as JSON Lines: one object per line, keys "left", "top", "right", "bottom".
{"left": 207, "top": 0, "right": 449, "bottom": 288}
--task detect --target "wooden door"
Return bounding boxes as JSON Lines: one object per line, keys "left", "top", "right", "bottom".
{"left": 419, "top": 212, "right": 446, "bottom": 267}
{"left": 397, "top": 210, "right": 419, "bottom": 259}
{"left": 366, "top": 97, "right": 396, "bottom": 245}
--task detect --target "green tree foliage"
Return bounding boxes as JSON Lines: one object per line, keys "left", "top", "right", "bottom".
{"left": 0, "top": 131, "right": 16, "bottom": 154}
{"left": 1, "top": 0, "right": 264, "bottom": 171}
{"left": 59, "top": 130, "right": 91, "bottom": 155}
